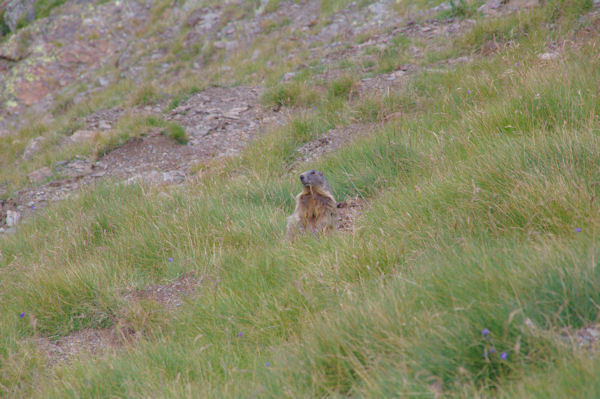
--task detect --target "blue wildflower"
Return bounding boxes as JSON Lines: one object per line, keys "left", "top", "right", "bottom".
{"left": 500, "top": 352, "right": 508, "bottom": 360}
{"left": 19, "top": 312, "right": 25, "bottom": 318}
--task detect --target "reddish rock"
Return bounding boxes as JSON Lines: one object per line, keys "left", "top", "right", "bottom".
{"left": 18, "top": 79, "right": 51, "bottom": 106}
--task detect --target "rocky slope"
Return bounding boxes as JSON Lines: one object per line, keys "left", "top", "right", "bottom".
{"left": 0, "top": 0, "right": 549, "bottom": 233}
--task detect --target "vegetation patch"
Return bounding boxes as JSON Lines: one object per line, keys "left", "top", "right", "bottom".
{"left": 162, "top": 122, "right": 188, "bottom": 145}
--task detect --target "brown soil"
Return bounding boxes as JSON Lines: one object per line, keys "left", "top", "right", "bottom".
{"left": 560, "top": 324, "right": 600, "bottom": 352}
{"left": 292, "top": 124, "right": 376, "bottom": 170}
{"left": 35, "top": 323, "right": 136, "bottom": 365}
{"left": 337, "top": 196, "right": 368, "bottom": 232}
{"left": 124, "top": 271, "right": 201, "bottom": 309}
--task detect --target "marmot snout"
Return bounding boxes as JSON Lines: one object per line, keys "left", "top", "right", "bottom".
{"left": 299, "top": 170, "right": 330, "bottom": 191}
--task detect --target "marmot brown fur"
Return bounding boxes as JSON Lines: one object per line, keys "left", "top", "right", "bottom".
{"left": 286, "top": 170, "right": 337, "bottom": 239}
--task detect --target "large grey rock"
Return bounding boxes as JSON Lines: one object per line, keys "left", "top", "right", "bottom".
{"left": 4, "top": 0, "right": 35, "bottom": 32}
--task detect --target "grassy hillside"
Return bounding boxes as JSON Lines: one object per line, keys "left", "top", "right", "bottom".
{"left": 2, "top": 0, "right": 600, "bottom": 397}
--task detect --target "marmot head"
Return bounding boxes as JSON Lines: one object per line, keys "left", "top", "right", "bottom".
{"left": 299, "top": 170, "right": 330, "bottom": 191}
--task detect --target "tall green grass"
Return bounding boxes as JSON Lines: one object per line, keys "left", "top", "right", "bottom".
{"left": 2, "top": 3, "right": 600, "bottom": 398}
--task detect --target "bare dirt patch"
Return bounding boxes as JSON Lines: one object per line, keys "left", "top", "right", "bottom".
{"left": 358, "top": 68, "right": 413, "bottom": 95}
{"left": 95, "top": 86, "right": 286, "bottom": 183}
{"left": 35, "top": 324, "right": 135, "bottom": 365}
{"left": 337, "top": 196, "right": 368, "bottom": 232}
{"left": 84, "top": 107, "right": 125, "bottom": 131}
{"left": 559, "top": 324, "right": 600, "bottom": 352}
{"left": 98, "top": 131, "right": 194, "bottom": 180}
{"left": 293, "top": 124, "right": 375, "bottom": 169}
{"left": 167, "top": 86, "right": 286, "bottom": 155}
{"left": 124, "top": 271, "right": 201, "bottom": 309}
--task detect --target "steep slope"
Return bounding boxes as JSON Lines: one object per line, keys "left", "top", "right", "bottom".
{"left": 2, "top": 0, "right": 600, "bottom": 397}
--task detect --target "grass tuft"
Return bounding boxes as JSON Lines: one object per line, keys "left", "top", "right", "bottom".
{"left": 163, "top": 122, "right": 188, "bottom": 145}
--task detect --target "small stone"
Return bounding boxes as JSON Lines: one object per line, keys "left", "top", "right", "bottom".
{"left": 69, "top": 130, "right": 97, "bottom": 143}
{"left": 90, "top": 170, "right": 106, "bottom": 178}
{"left": 5, "top": 210, "right": 20, "bottom": 227}
{"left": 126, "top": 171, "right": 181, "bottom": 186}
{"left": 28, "top": 167, "right": 52, "bottom": 183}
{"left": 432, "top": 2, "right": 452, "bottom": 11}
{"left": 225, "top": 106, "right": 249, "bottom": 119}
{"left": 507, "top": 0, "right": 540, "bottom": 10}
{"left": 538, "top": 52, "right": 558, "bottom": 60}
{"left": 97, "top": 121, "right": 112, "bottom": 130}
{"left": 281, "top": 71, "right": 298, "bottom": 82}
{"left": 162, "top": 171, "right": 186, "bottom": 184}
{"left": 367, "top": 2, "right": 388, "bottom": 18}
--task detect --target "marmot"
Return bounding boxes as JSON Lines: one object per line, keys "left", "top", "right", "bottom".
{"left": 286, "top": 169, "right": 337, "bottom": 239}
